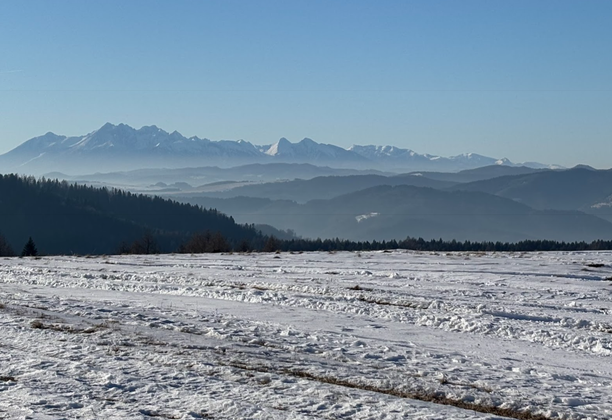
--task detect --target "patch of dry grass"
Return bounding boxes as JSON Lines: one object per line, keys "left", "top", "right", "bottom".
{"left": 224, "top": 360, "right": 551, "bottom": 420}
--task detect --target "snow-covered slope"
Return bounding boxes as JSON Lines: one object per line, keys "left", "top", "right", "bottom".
{"left": 19, "top": 123, "right": 262, "bottom": 157}
{"left": 450, "top": 152, "right": 501, "bottom": 167}
{"left": 2, "top": 251, "right": 612, "bottom": 419}
{"left": 349, "top": 146, "right": 516, "bottom": 171}
{"left": 349, "top": 144, "right": 437, "bottom": 164}
{"left": 0, "top": 123, "right": 555, "bottom": 174}
{"left": 265, "top": 137, "right": 366, "bottom": 163}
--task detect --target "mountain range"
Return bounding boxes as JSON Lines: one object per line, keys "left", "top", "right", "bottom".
{"left": 0, "top": 123, "right": 557, "bottom": 175}
{"left": 4, "top": 122, "right": 609, "bottom": 245}
{"left": 181, "top": 184, "right": 612, "bottom": 243}
{"left": 169, "top": 166, "right": 612, "bottom": 243}
{"left": 450, "top": 167, "right": 612, "bottom": 222}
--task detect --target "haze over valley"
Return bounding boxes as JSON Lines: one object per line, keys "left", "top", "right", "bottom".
{"left": 3, "top": 2, "right": 612, "bottom": 419}
{"left": 1, "top": 123, "right": 611, "bottom": 246}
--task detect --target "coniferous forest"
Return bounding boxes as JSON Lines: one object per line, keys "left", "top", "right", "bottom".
{"left": 2, "top": 174, "right": 612, "bottom": 256}
{"left": 0, "top": 174, "right": 263, "bottom": 255}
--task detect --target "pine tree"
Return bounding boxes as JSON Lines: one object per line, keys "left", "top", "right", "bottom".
{"left": 263, "top": 236, "right": 279, "bottom": 252}
{"left": 21, "top": 237, "right": 38, "bottom": 257}
{"left": 236, "top": 239, "right": 251, "bottom": 253}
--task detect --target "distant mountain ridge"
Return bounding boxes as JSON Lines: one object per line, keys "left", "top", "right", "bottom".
{"left": 182, "top": 184, "right": 612, "bottom": 243}
{"left": 0, "top": 123, "right": 557, "bottom": 175}
{"left": 450, "top": 167, "right": 612, "bottom": 222}
{"left": 195, "top": 174, "right": 458, "bottom": 203}
{"left": 171, "top": 165, "right": 612, "bottom": 243}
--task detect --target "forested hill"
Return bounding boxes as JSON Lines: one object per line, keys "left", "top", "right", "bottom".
{"left": 0, "top": 174, "right": 262, "bottom": 255}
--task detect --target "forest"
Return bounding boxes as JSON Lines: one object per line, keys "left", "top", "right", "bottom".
{"left": 0, "top": 174, "right": 263, "bottom": 255}
{"left": 2, "top": 174, "right": 612, "bottom": 257}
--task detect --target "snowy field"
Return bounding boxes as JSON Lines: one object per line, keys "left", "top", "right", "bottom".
{"left": 1, "top": 251, "right": 612, "bottom": 420}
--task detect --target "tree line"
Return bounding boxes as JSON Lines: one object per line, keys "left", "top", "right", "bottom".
{"left": 269, "top": 237, "right": 612, "bottom": 252}
{"left": 2, "top": 173, "right": 612, "bottom": 257}
{"left": 0, "top": 174, "right": 263, "bottom": 255}
{"left": 4, "top": 230, "right": 612, "bottom": 257}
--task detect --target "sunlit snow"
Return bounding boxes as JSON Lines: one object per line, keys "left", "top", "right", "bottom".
{"left": 2, "top": 251, "right": 612, "bottom": 419}
{"left": 355, "top": 212, "right": 380, "bottom": 223}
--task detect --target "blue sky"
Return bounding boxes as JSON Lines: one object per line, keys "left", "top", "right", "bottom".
{"left": 1, "top": 0, "right": 611, "bottom": 167}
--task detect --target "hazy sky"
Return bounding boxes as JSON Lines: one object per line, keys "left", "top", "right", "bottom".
{"left": 1, "top": 0, "right": 611, "bottom": 167}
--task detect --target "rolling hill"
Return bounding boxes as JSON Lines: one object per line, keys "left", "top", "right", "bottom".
{"left": 194, "top": 174, "right": 457, "bottom": 203}
{"left": 180, "top": 185, "right": 612, "bottom": 242}
{"left": 450, "top": 167, "right": 612, "bottom": 221}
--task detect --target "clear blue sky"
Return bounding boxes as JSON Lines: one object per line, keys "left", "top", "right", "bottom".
{"left": 1, "top": 0, "right": 611, "bottom": 167}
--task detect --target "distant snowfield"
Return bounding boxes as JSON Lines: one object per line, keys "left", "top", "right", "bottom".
{"left": 1, "top": 251, "right": 612, "bottom": 419}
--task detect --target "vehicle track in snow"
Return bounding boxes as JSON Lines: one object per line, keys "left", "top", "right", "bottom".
{"left": 2, "top": 251, "right": 612, "bottom": 419}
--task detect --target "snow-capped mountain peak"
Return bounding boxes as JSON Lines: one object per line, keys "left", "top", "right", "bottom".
{"left": 265, "top": 137, "right": 359, "bottom": 161}
{"left": 495, "top": 158, "right": 512, "bottom": 166}
{"left": 0, "top": 123, "right": 556, "bottom": 174}
{"left": 350, "top": 144, "right": 440, "bottom": 162}
{"left": 265, "top": 138, "right": 292, "bottom": 156}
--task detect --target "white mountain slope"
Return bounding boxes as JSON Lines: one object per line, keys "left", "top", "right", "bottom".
{"left": 0, "top": 123, "right": 554, "bottom": 174}
{"left": 265, "top": 137, "right": 367, "bottom": 162}
{"left": 349, "top": 145, "right": 436, "bottom": 163}
{"left": 349, "top": 146, "right": 510, "bottom": 170}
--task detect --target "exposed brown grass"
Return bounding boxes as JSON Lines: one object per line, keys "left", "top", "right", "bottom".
{"left": 347, "top": 285, "right": 373, "bottom": 292}
{"left": 355, "top": 296, "right": 420, "bottom": 309}
{"left": 224, "top": 360, "right": 551, "bottom": 420}
{"left": 30, "top": 319, "right": 107, "bottom": 334}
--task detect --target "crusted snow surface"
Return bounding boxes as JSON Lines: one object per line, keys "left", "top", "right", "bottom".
{"left": 1, "top": 251, "right": 612, "bottom": 419}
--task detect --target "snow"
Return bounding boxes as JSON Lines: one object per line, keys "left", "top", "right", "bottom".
{"left": 5, "top": 124, "right": 562, "bottom": 173}
{"left": 265, "top": 138, "right": 292, "bottom": 157}
{"left": 356, "top": 212, "right": 380, "bottom": 223}
{"left": 265, "top": 138, "right": 347, "bottom": 160}
{"left": 2, "top": 251, "right": 612, "bottom": 419}
{"left": 591, "top": 197, "right": 612, "bottom": 209}
{"left": 16, "top": 152, "right": 47, "bottom": 167}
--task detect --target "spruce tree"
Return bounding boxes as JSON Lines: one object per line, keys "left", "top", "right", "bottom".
{"left": 263, "top": 236, "right": 279, "bottom": 252}
{"left": 21, "top": 237, "right": 38, "bottom": 257}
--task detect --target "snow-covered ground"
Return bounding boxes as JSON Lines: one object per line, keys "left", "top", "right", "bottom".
{"left": 1, "top": 251, "right": 612, "bottom": 419}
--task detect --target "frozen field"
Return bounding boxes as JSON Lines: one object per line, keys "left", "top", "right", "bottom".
{"left": 1, "top": 251, "right": 612, "bottom": 419}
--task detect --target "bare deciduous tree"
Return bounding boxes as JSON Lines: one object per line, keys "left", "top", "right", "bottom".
{"left": 0, "top": 233, "right": 15, "bottom": 257}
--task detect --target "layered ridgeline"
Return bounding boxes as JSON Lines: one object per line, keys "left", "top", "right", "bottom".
{"left": 189, "top": 165, "right": 545, "bottom": 204}
{"left": 0, "top": 123, "right": 555, "bottom": 175}
{"left": 449, "top": 166, "right": 612, "bottom": 222}
{"left": 182, "top": 185, "right": 612, "bottom": 243}
{"left": 0, "top": 174, "right": 265, "bottom": 255}
{"left": 2, "top": 170, "right": 612, "bottom": 254}
{"left": 178, "top": 167, "right": 612, "bottom": 243}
